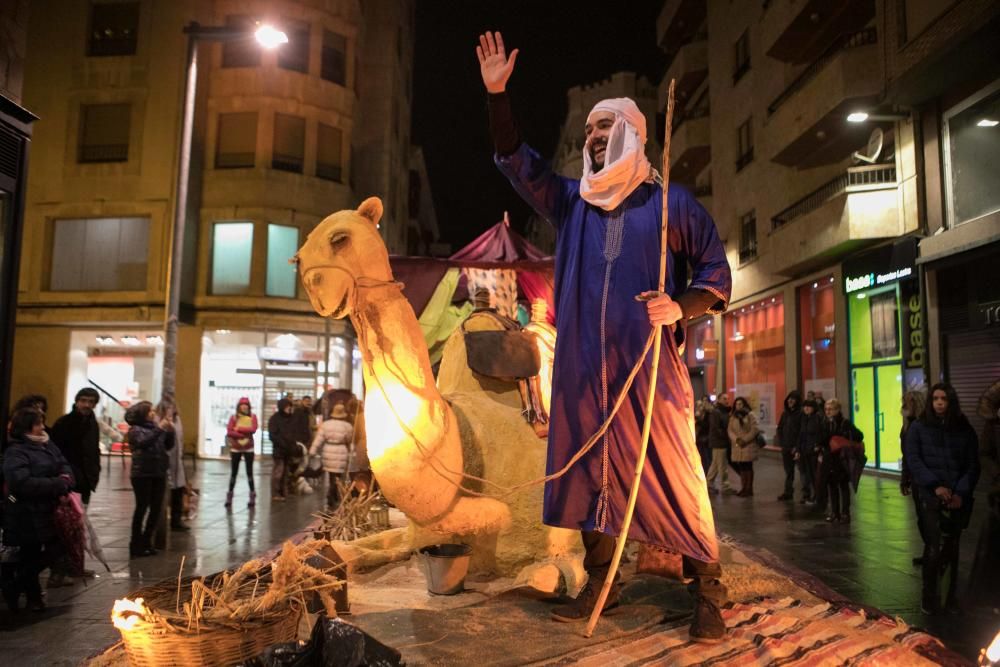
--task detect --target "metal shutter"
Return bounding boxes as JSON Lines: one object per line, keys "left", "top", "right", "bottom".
{"left": 944, "top": 329, "right": 1000, "bottom": 436}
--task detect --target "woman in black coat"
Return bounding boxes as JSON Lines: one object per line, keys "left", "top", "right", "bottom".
{"left": 820, "top": 398, "right": 864, "bottom": 524}
{"left": 904, "top": 383, "right": 980, "bottom": 614}
{"left": 1, "top": 408, "right": 74, "bottom": 612}
{"left": 125, "top": 401, "right": 174, "bottom": 558}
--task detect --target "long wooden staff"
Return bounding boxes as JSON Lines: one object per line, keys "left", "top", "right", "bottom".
{"left": 584, "top": 79, "right": 676, "bottom": 639}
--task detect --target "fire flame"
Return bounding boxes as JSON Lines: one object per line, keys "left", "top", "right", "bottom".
{"left": 987, "top": 628, "right": 1000, "bottom": 663}
{"left": 111, "top": 597, "right": 148, "bottom": 632}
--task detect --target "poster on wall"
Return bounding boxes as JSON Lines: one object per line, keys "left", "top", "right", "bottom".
{"left": 804, "top": 378, "right": 837, "bottom": 403}
{"left": 736, "top": 382, "right": 776, "bottom": 437}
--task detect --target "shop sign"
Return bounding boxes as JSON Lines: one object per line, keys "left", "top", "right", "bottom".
{"left": 900, "top": 280, "right": 925, "bottom": 372}
{"left": 842, "top": 238, "right": 917, "bottom": 293}
{"left": 257, "top": 347, "right": 325, "bottom": 363}
{"left": 975, "top": 300, "right": 1000, "bottom": 328}
{"left": 88, "top": 347, "right": 156, "bottom": 358}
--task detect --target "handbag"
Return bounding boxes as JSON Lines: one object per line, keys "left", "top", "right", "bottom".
{"left": 829, "top": 435, "right": 864, "bottom": 455}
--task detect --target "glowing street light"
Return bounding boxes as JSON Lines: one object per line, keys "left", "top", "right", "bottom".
{"left": 847, "top": 111, "right": 869, "bottom": 123}
{"left": 254, "top": 24, "right": 289, "bottom": 49}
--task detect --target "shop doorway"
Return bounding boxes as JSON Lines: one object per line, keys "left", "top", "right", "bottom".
{"left": 851, "top": 363, "right": 904, "bottom": 470}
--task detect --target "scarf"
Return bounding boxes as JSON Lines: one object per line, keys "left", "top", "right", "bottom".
{"left": 26, "top": 433, "right": 49, "bottom": 444}
{"left": 579, "top": 97, "right": 653, "bottom": 211}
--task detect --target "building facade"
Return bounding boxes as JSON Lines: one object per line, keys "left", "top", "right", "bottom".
{"left": 12, "top": 0, "right": 416, "bottom": 458}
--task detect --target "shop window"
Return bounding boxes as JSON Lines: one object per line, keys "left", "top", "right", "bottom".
{"left": 733, "top": 30, "right": 750, "bottom": 83}
{"left": 211, "top": 222, "right": 253, "bottom": 295}
{"left": 798, "top": 277, "right": 837, "bottom": 398}
{"left": 78, "top": 103, "right": 130, "bottom": 163}
{"left": 738, "top": 210, "right": 757, "bottom": 264}
{"left": 272, "top": 114, "right": 305, "bottom": 173}
{"left": 316, "top": 123, "right": 344, "bottom": 182}
{"left": 49, "top": 217, "right": 149, "bottom": 291}
{"left": 736, "top": 117, "right": 753, "bottom": 171}
{"left": 216, "top": 112, "right": 257, "bottom": 168}
{"left": 725, "top": 295, "right": 785, "bottom": 440}
{"left": 221, "top": 15, "right": 261, "bottom": 68}
{"left": 87, "top": 2, "right": 139, "bottom": 57}
{"left": 266, "top": 224, "right": 298, "bottom": 297}
{"left": 684, "top": 318, "right": 719, "bottom": 399}
{"left": 848, "top": 285, "right": 902, "bottom": 364}
{"left": 943, "top": 82, "right": 1000, "bottom": 227}
{"left": 321, "top": 30, "right": 347, "bottom": 85}
{"left": 278, "top": 18, "right": 310, "bottom": 73}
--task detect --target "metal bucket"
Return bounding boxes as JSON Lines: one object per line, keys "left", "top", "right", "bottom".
{"left": 419, "top": 544, "right": 472, "bottom": 595}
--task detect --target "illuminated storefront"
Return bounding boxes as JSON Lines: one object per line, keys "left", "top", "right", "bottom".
{"left": 843, "top": 238, "right": 924, "bottom": 471}
{"left": 198, "top": 329, "right": 360, "bottom": 458}
{"left": 684, "top": 317, "right": 719, "bottom": 400}
{"left": 724, "top": 294, "right": 785, "bottom": 440}
{"left": 798, "top": 276, "right": 838, "bottom": 399}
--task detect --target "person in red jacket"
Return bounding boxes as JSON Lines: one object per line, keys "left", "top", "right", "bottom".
{"left": 225, "top": 397, "right": 258, "bottom": 510}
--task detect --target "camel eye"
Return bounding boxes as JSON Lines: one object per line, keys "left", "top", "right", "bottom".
{"left": 330, "top": 233, "right": 350, "bottom": 250}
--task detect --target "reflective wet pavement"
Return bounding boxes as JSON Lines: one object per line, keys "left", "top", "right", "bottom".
{"left": 2, "top": 453, "right": 996, "bottom": 664}
{"left": 710, "top": 451, "right": 997, "bottom": 661}
{"left": 0, "top": 457, "right": 327, "bottom": 666}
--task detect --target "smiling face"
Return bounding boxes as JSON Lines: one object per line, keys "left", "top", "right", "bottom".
{"left": 297, "top": 198, "right": 392, "bottom": 319}
{"left": 585, "top": 110, "right": 615, "bottom": 171}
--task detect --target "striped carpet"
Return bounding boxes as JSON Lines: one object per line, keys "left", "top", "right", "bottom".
{"left": 555, "top": 598, "right": 969, "bottom": 666}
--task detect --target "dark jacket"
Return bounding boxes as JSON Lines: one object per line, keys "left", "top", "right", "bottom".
{"left": 776, "top": 391, "right": 802, "bottom": 451}
{"left": 821, "top": 415, "right": 864, "bottom": 451}
{"left": 268, "top": 402, "right": 296, "bottom": 459}
{"left": 128, "top": 422, "right": 174, "bottom": 479}
{"left": 2, "top": 437, "right": 73, "bottom": 545}
{"left": 798, "top": 411, "right": 823, "bottom": 456}
{"left": 289, "top": 406, "right": 313, "bottom": 449}
{"left": 904, "top": 417, "right": 980, "bottom": 499}
{"left": 708, "top": 404, "right": 732, "bottom": 449}
{"left": 51, "top": 408, "right": 102, "bottom": 493}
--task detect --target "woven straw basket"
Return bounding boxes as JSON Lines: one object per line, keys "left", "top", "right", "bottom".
{"left": 118, "top": 576, "right": 301, "bottom": 667}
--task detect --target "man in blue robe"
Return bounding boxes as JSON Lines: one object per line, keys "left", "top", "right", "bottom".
{"left": 476, "top": 32, "right": 733, "bottom": 642}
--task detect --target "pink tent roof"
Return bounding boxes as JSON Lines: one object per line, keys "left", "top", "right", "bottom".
{"left": 448, "top": 212, "right": 549, "bottom": 264}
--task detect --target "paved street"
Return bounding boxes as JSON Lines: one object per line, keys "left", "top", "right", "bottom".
{"left": 711, "top": 451, "right": 996, "bottom": 661}
{"left": 0, "top": 457, "right": 325, "bottom": 666}
{"left": 1, "top": 452, "right": 995, "bottom": 664}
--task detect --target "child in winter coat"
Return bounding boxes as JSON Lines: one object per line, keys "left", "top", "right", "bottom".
{"left": 310, "top": 403, "right": 354, "bottom": 510}
{"left": 225, "top": 398, "right": 258, "bottom": 509}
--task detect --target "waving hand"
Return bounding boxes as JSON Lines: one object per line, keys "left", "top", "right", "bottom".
{"left": 476, "top": 31, "right": 519, "bottom": 94}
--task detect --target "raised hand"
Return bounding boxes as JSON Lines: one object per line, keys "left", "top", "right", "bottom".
{"left": 476, "top": 31, "right": 518, "bottom": 94}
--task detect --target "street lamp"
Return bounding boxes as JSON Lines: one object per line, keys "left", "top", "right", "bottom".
{"left": 161, "top": 22, "right": 287, "bottom": 407}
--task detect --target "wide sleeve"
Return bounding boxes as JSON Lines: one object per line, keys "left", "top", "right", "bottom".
{"left": 309, "top": 425, "right": 325, "bottom": 456}
{"left": 670, "top": 185, "right": 732, "bottom": 314}
{"left": 225, "top": 415, "right": 241, "bottom": 439}
{"left": 904, "top": 422, "right": 939, "bottom": 489}
{"left": 494, "top": 143, "right": 578, "bottom": 229}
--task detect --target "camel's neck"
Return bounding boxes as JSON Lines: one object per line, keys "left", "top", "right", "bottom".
{"left": 350, "top": 288, "right": 445, "bottom": 414}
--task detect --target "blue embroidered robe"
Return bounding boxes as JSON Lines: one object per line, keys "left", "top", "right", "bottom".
{"left": 496, "top": 144, "right": 732, "bottom": 562}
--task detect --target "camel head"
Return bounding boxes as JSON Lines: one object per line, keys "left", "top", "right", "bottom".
{"left": 296, "top": 197, "right": 393, "bottom": 318}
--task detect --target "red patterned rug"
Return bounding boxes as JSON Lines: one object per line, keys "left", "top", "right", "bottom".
{"left": 546, "top": 597, "right": 971, "bottom": 666}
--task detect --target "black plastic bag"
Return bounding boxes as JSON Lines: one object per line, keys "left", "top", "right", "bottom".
{"left": 243, "top": 616, "right": 403, "bottom": 667}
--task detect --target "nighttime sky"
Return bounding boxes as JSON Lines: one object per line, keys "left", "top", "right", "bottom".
{"left": 412, "top": 0, "right": 666, "bottom": 249}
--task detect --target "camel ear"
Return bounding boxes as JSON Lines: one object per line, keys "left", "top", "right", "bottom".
{"left": 357, "top": 197, "right": 383, "bottom": 226}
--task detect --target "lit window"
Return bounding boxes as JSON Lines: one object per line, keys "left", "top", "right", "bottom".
{"left": 221, "top": 15, "right": 261, "bottom": 68}
{"left": 266, "top": 224, "right": 299, "bottom": 297}
{"left": 216, "top": 112, "right": 257, "bottom": 168}
{"left": 321, "top": 30, "right": 347, "bottom": 85}
{"left": 316, "top": 123, "right": 344, "bottom": 182}
{"left": 50, "top": 217, "right": 149, "bottom": 291}
{"left": 88, "top": 2, "right": 139, "bottom": 57}
{"left": 211, "top": 222, "right": 253, "bottom": 295}
{"left": 79, "top": 104, "right": 131, "bottom": 163}
{"left": 278, "top": 18, "right": 310, "bottom": 73}
{"left": 273, "top": 114, "right": 305, "bottom": 173}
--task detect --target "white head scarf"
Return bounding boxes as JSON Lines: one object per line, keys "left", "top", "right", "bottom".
{"left": 579, "top": 97, "right": 653, "bottom": 211}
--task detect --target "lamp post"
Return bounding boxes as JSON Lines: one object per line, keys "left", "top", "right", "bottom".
{"left": 161, "top": 22, "right": 287, "bottom": 408}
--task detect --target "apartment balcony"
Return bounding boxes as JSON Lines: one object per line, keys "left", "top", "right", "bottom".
{"left": 767, "top": 28, "right": 881, "bottom": 169}
{"left": 763, "top": 0, "right": 875, "bottom": 64}
{"left": 659, "top": 38, "right": 708, "bottom": 109}
{"left": 669, "top": 110, "right": 710, "bottom": 188}
{"left": 656, "top": 0, "right": 706, "bottom": 56}
{"left": 769, "top": 164, "right": 900, "bottom": 275}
